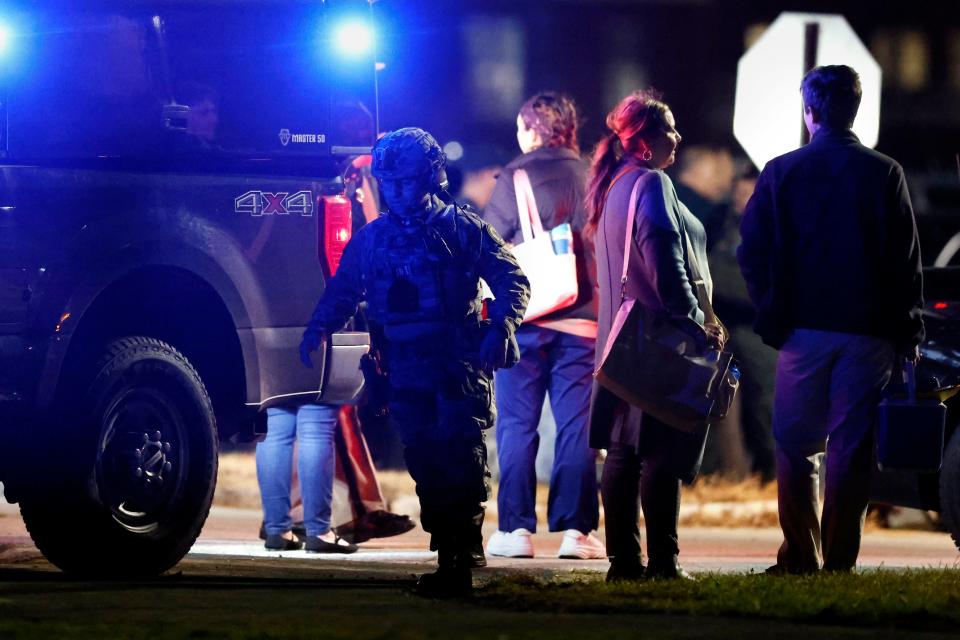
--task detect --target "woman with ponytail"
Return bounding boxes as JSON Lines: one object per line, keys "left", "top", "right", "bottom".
{"left": 483, "top": 92, "right": 605, "bottom": 561}
{"left": 587, "top": 90, "right": 725, "bottom": 581}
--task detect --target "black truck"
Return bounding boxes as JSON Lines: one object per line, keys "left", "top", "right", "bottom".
{"left": 871, "top": 268, "right": 960, "bottom": 551}
{"left": 0, "top": 1, "right": 375, "bottom": 575}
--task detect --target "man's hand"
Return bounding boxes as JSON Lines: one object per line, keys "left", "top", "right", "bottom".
{"left": 300, "top": 329, "right": 325, "bottom": 369}
{"left": 478, "top": 326, "right": 511, "bottom": 375}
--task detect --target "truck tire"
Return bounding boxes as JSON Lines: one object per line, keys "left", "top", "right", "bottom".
{"left": 941, "top": 426, "right": 960, "bottom": 551}
{"left": 20, "top": 337, "right": 218, "bottom": 576}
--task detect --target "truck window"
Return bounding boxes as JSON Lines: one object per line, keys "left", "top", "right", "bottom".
{"left": 7, "top": 11, "right": 163, "bottom": 159}
{"left": 5, "top": 3, "right": 377, "bottom": 161}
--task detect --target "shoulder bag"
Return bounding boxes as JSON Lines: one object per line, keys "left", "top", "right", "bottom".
{"left": 594, "top": 176, "right": 739, "bottom": 433}
{"left": 509, "top": 168, "right": 579, "bottom": 322}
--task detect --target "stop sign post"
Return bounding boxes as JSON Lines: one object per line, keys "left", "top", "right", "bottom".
{"left": 734, "top": 12, "right": 882, "bottom": 170}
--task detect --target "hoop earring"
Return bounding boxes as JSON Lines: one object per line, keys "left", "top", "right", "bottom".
{"left": 641, "top": 148, "right": 653, "bottom": 162}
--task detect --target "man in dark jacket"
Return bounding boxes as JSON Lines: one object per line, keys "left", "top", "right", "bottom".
{"left": 300, "top": 128, "right": 530, "bottom": 595}
{"left": 737, "top": 65, "right": 924, "bottom": 574}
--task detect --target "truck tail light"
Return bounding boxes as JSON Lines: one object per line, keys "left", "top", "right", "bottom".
{"left": 319, "top": 195, "right": 352, "bottom": 276}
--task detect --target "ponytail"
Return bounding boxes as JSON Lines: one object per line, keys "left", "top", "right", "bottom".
{"left": 583, "top": 89, "right": 671, "bottom": 240}
{"left": 584, "top": 132, "right": 623, "bottom": 239}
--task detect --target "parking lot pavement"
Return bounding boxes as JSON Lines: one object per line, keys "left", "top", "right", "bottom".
{"left": 2, "top": 502, "right": 958, "bottom": 575}
{"left": 187, "top": 505, "right": 959, "bottom": 576}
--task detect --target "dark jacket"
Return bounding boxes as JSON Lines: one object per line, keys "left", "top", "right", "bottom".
{"left": 589, "top": 162, "right": 710, "bottom": 481}
{"left": 483, "top": 146, "right": 597, "bottom": 322}
{"left": 307, "top": 198, "right": 530, "bottom": 341}
{"left": 737, "top": 128, "right": 924, "bottom": 350}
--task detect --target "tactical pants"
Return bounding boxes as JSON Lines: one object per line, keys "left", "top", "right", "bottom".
{"left": 389, "top": 375, "right": 492, "bottom": 564}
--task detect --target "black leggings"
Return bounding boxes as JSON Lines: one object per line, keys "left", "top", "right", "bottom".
{"left": 600, "top": 418, "right": 685, "bottom": 565}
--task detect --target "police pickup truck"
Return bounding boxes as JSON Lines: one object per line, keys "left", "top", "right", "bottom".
{"left": 0, "top": 1, "right": 373, "bottom": 575}
{"left": 871, "top": 267, "right": 960, "bottom": 551}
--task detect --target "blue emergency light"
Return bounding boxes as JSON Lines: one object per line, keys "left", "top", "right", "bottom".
{"left": 0, "top": 22, "right": 11, "bottom": 57}
{"left": 332, "top": 20, "right": 373, "bottom": 57}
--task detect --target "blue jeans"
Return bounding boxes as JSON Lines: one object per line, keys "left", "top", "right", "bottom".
{"left": 256, "top": 404, "right": 338, "bottom": 538}
{"left": 494, "top": 325, "right": 599, "bottom": 533}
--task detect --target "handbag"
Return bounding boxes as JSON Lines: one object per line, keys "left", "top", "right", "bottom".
{"left": 876, "top": 360, "right": 945, "bottom": 472}
{"left": 594, "top": 176, "right": 739, "bottom": 433}
{"left": 510, "top": 168, "right": 579, "bottom": 321}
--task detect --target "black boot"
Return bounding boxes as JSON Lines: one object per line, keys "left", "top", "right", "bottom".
{"left": 415, "top": 546, "right": 473, "bottom": 598}
{"left": 459, "top": 511, "right": 487, "bottom": 568}
{"left": 606, "top": 560, "right": 646, "bottom": 583}
{"left": 462, "top": 540, "right": 487, "bottom": 568}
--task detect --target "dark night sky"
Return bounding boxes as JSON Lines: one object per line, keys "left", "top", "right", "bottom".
{"left": 371, "top": 0, "right": 960, "bottom": 175}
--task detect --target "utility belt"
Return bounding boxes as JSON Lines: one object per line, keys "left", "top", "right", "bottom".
{"left": 360, "top": 315, "right": 495, "bottom": 425}
{"left": 381, "top": 314, "right": 487, "bottom": 352}
{"left": 362, "top": 315, "right": 490, "bottom": 387}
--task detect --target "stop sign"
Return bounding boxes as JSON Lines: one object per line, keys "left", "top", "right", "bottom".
{"left": 734, "top": 12, "right": 882, "bottom": 170}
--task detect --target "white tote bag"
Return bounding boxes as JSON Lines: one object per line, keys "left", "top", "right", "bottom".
{"left": 511, "top": 169, "right": 579, "bottom": 321}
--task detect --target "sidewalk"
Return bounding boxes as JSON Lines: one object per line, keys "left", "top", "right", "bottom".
{"left": 189, "top": 505, "right": 959, "bottom": 576}
{"left": 2, "top": 503, "right": 958, "bottom": 577}
{"left": 3, "top": 493, "right": 958, "bottom": 576}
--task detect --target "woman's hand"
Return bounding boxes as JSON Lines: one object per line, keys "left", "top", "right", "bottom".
{"left": 704, "top": 322, "right": 726, "bottom": 351}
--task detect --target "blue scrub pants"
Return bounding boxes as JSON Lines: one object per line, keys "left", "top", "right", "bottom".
{"left": 494, "top": 325, "right": 599, "bottom": 533}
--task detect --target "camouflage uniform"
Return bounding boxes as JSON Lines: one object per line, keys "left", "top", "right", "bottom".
{"left": 303, "top": 129, "right": 529, "bottom": 579}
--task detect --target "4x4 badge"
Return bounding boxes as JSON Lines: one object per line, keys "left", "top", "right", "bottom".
{"left": 235, "top": 190, "right": 313, "bottom": 217}
{"left": 278, "top": 128, "right": 291, "bottom": 146}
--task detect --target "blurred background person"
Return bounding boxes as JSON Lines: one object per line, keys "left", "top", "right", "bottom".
{"left": 446, "top": 144, "right": 503, "bottom": 212}
{"left": 707, "top": 163, "right": 777, "bottom": 481}
{"left": 672, "top": 146, "right": 735, "bottom": 250}
{"left": 482, "top": 92, "right": 604, "bottom": 560}
{"left": 335, "top": 102, "right": 381, "bottom": 230}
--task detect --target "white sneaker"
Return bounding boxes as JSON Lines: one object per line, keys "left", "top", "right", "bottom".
{"left": 557, "top": 530, "right": 606, "bottom": 559}
{"left": 486, "top": 528, "right": 535, "bottom": 558}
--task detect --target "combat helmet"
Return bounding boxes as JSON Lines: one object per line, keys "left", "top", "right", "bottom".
{"left": 371, "top": 127, "right": 448, "bottom": 191}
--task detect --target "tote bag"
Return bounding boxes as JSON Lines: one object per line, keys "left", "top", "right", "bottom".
{"left": 594, "top": 177, "right": 738, "bottom": 433}
{"left": 510, "top": 169, "right": 579, "bottom": 321}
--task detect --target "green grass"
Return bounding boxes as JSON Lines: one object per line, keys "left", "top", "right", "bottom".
{"left": 3, "top": 571, "right": 960, "bottom": 639}
{"left": 475, "top": 569, "right": 960, "bottom": 630}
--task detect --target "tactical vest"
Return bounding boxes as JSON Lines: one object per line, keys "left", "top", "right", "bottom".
{"left": 363, "top": 206, "right": 478, "bottom": 343}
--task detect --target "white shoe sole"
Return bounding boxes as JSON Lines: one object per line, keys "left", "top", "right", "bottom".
{"left": 486, "top": 535, "right": 534, "bottom": 558}
{"left": 487, "top": 545, "right": 534, "bottom": 558}
{"left": 557, "top": 537, "right": 606, "bottom": 560}
{"left": 558, "top": 548, "right": 606, "bottom": 560}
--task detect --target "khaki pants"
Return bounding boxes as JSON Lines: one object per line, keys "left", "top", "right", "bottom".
{"left": 773, "top": 329, "right": 894, "bottom": 572}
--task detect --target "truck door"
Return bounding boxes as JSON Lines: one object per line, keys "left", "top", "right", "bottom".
{"left": 0, "top": 191, "right": 29, "bottom": 330}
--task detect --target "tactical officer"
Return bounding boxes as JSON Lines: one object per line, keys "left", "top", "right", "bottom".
{"left": 300, "top": 127, "right": 530, "bottom": 596}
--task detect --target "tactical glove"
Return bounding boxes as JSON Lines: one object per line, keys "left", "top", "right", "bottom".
{"left": 478, "top": 325, "right": 517, "bottom": 374}
{"left": 300, "top": 329, "right": 325, "bottom": 369}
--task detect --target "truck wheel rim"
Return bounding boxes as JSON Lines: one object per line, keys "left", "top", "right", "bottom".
{"left": 96, "top": 387, "right": 190, "bottom": 534}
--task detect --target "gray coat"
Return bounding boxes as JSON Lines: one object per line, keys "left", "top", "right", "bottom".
{"left": 589, "top": 161, "right": 711, "bottom": 477}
